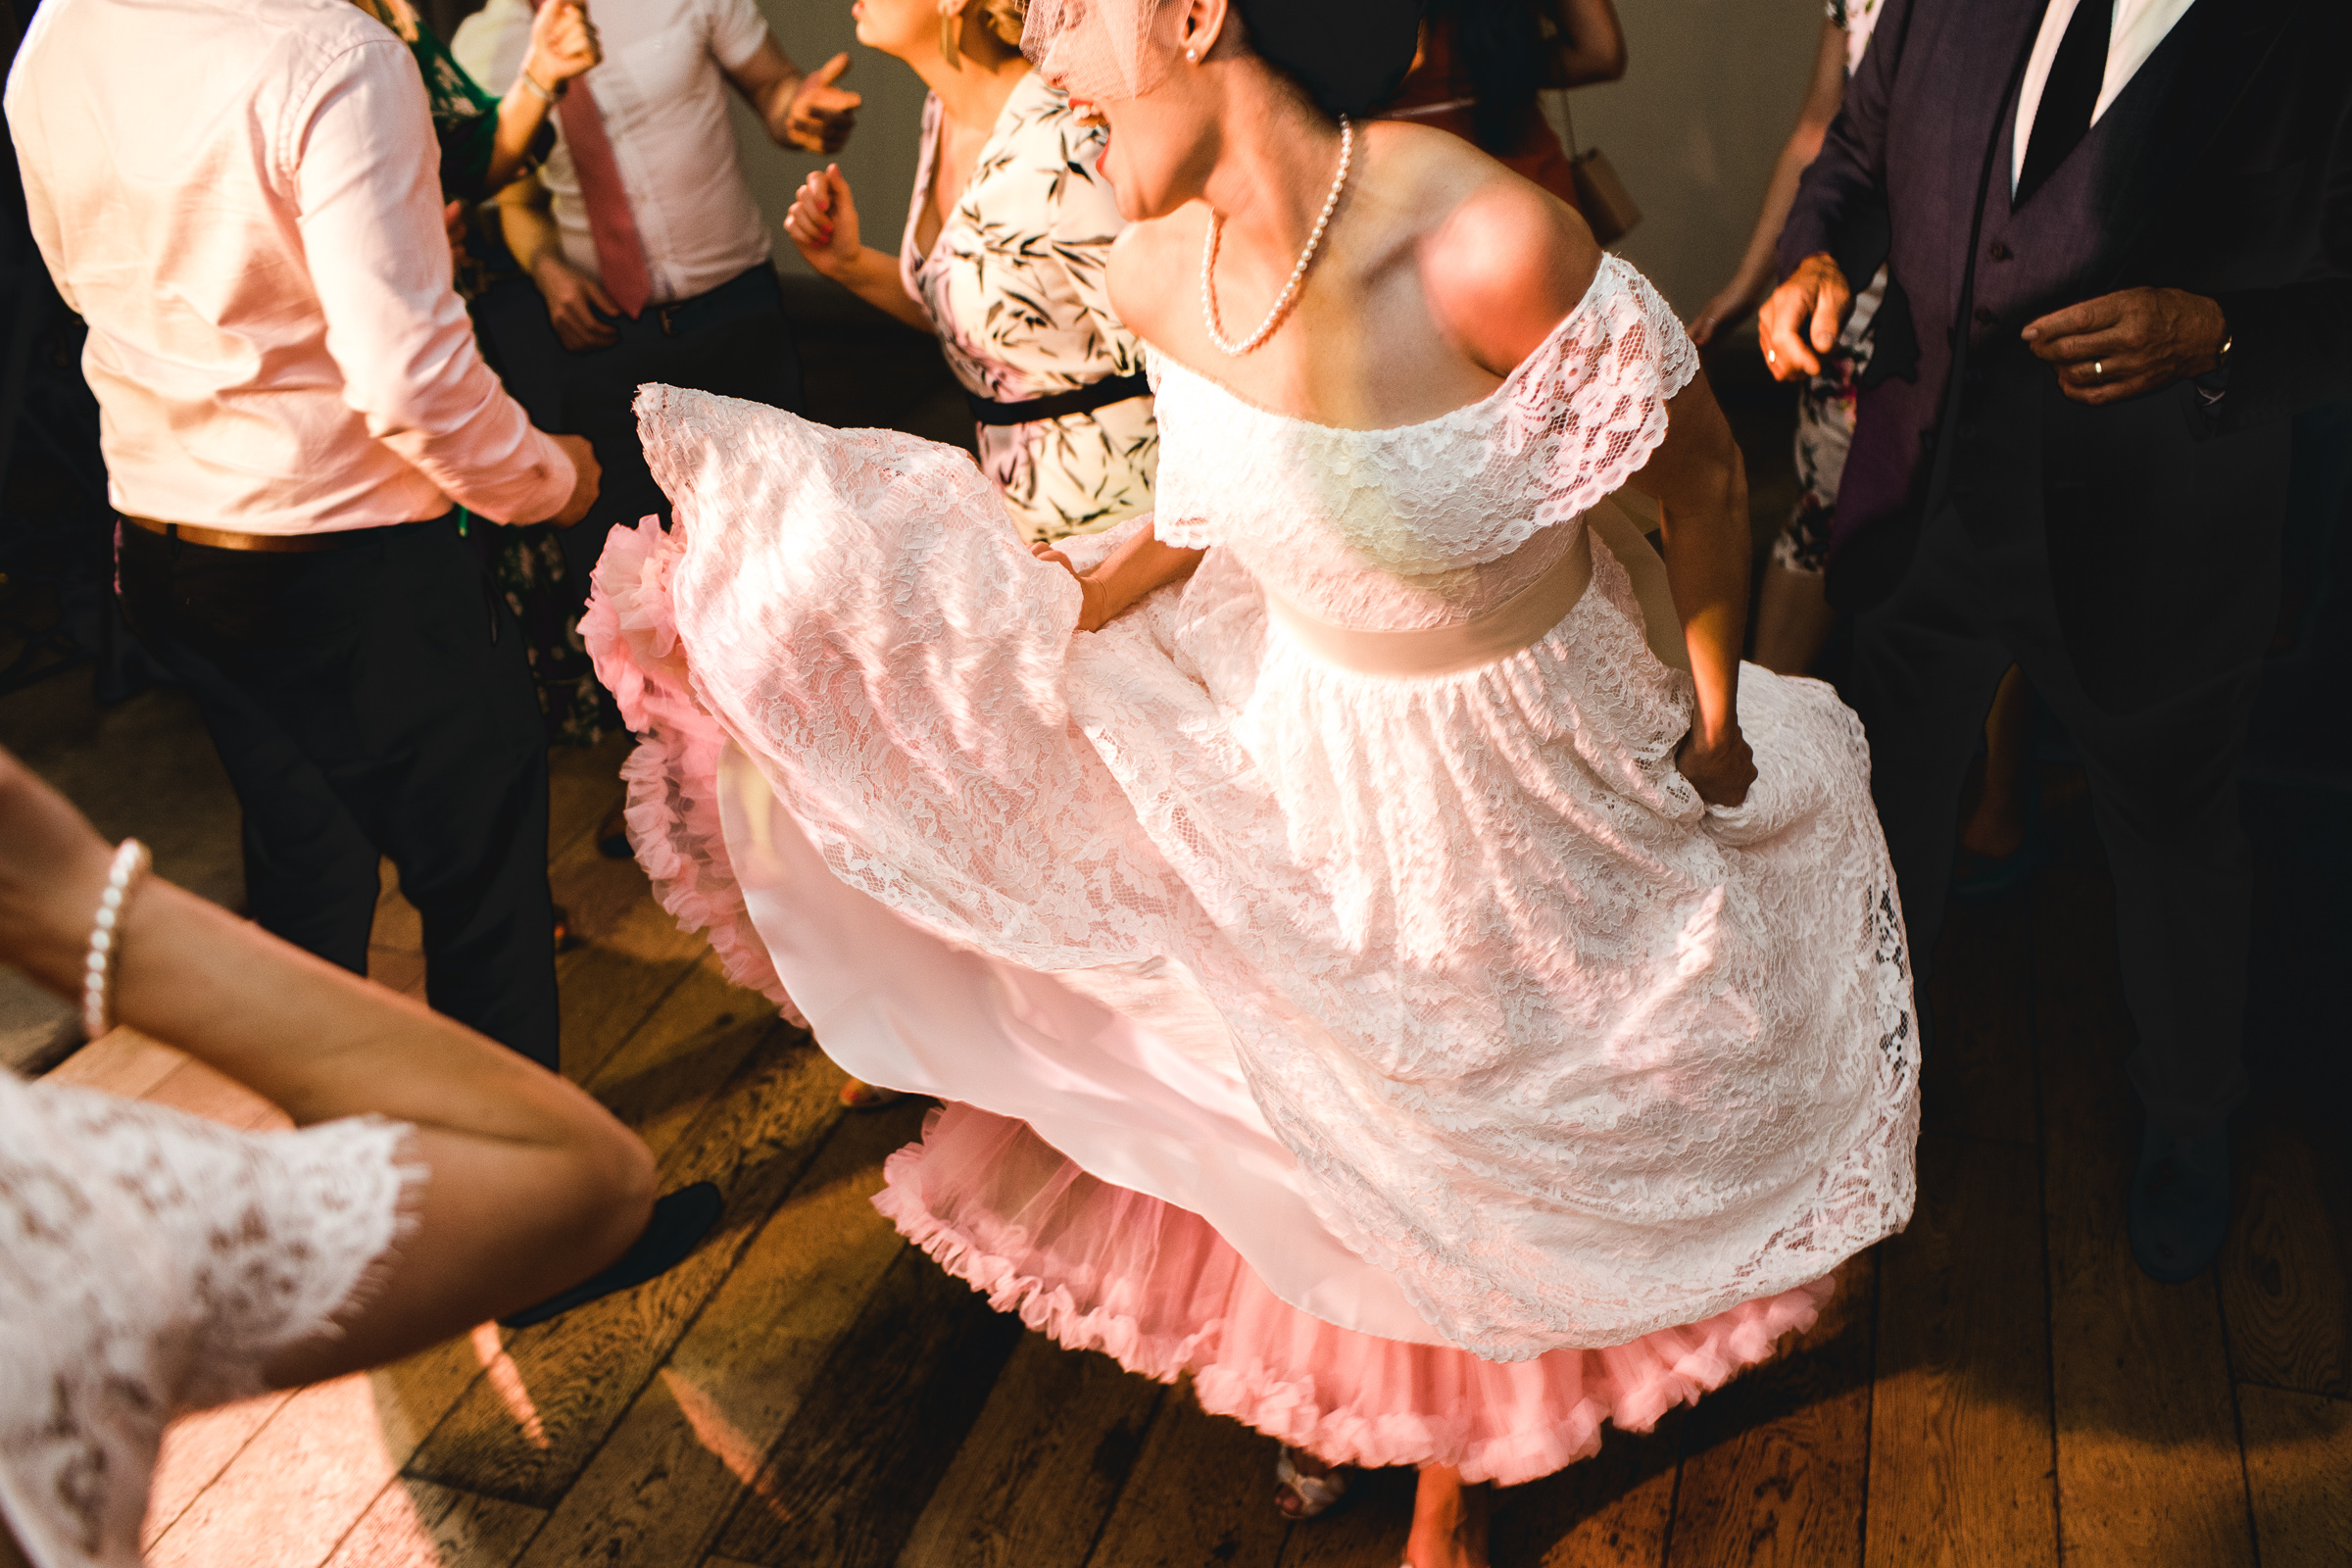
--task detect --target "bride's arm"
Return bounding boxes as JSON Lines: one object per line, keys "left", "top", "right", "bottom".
{"left": 1031, "top": 528, "right": 1205, "bottom": 633}
{"left": 1621, "top": 379, "right": 1756, "bottom": 807}
{"left": 1423, "top": 169, "right": 1754, "bottom": 808}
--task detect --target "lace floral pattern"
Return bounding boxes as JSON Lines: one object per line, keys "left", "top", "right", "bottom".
{"left": 1149, "top": 254, "right": 1699, "bottom": 630}
{"left": 0, "top": 1072, "right": 419, "bottom": 1568}
{"left": 597, "top": 333, "right": 1919, "bottom": 1356}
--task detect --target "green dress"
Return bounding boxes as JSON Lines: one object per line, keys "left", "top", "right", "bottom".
{"left": 359, "top": 0, "right": 612, "bottom": 747}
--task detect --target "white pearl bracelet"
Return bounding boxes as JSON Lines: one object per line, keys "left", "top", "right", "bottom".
{"left": 81, "top": 838, "right": 151, "bottom": 1042}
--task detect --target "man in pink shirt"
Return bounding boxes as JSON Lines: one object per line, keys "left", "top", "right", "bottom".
{"left": 7, "top": 0, "right": 603, "bottom": 1072}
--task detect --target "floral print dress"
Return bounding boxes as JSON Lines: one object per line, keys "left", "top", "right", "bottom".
{"left": 900, "top": 72, "right": 1157, "bottom": 543}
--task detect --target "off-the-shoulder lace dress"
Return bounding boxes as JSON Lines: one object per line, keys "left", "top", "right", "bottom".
{"left": 584, "top": 255, "right": 1919, "bottom": 1484}
{"left": 0, "top": 1070, "right": 417, "bottom": 1568}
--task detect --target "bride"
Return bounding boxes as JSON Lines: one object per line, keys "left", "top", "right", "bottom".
{"left": 585, "top": 0, "right": 1918, "bottom": 1561}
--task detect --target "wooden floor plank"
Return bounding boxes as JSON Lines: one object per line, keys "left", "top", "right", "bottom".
{"left": 42, "top": 1025, "right": 182, "bottom": 1096}
{"left": 708, "top": 1246, "right": 1028, "bottom": 1567}
{"left": 2236, "top": 1385, "right": 2352, "bottom": 1567}
{"left": 1488, "top": 1416, "right": 1684, "bottom": 1568}
{"left": 1921, "top": 898, "right": 2039, "bottom": 1147}
{"left": 547, "top": 734, "right": 633, "bottom": 857}
{"left": 2033, "top": 803, "right": 2257, "bottom": 1568}
{"left": 1662, "top": 1264, "right": 1875, "bottom": 1568}
{"left": 1865, "top": 1132, "right": 2056, "bottom": 1567}
{"left": 579, "top": 955, "right": 794, "bottom": 1164}
{"left": 897, "top": 1337, "right": 1166, "bottom": 1568}
{"left": 550, "top": 856, "right": 708, "bottom": 1087}
{"left": 513, "top": 1103, "right": 925, "bottom": 1568}
{"left": 404, "top": 1027, "right": 847, "bottom": 1505}
{"left": 2221, "top": 1124, "right": 2350, "bottom": 1399}
{"left": 140, "top": 1055, "right": 287, "bottom": 1131}
{"left": 373, "top": 858, "right": 422, "bottom": 957}
{"left": 318, "top": 1480, "right": 546, "bottom": 1568}
{"left": 1079, "top": 1392, "right": 1292, "bottom": 1568}
{"left": 143, "top": 1393, "right": 299, "bottom": 1550}
{"left": 368, "top": 945, "right": 429, "bottom": 998}
{"left": 146, "top": 1374, "right": 408, "bottom": 1568}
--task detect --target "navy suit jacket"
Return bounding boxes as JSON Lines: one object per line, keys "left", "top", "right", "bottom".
{"left": 1780, "top": 0, "right": 2352, "bottom": 711}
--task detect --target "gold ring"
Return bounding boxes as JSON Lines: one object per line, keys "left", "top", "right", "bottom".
{"left": 2093, "top": 360, "right": 2104, "bottom": 378}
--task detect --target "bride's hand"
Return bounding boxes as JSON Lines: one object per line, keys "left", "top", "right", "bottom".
{"left": 1677, "top": 724, "right": 1756, "bottom": 808}
{"left": 1029, "top": 542, "right": 1112, "bottom": 632}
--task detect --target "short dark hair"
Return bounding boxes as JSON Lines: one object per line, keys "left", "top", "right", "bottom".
{"left": 1229, "top": 0, "right": 1426, "bottom": 120}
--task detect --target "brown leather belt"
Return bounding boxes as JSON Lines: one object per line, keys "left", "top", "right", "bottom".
{"left": 119, "top": 513, "right": 413, "bottom": 554}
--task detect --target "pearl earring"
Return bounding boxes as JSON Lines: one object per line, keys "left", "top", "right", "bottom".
{"left": 1185, "top": 46, "right": 1200, "bottom": 62}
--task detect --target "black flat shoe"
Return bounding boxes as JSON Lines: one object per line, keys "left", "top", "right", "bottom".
{"left": 2129, "top": 1124, "right": 2230, "bottom": 1284}
{"left": 597, "top": 804, "right": 633, "bottom": 859}
{"left": 499, "top": 1182, "right": 723, "bottom": 1328}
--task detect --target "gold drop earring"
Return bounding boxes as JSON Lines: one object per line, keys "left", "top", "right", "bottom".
{"left": 940, "top": 6, "right": 962, "bottom": 69}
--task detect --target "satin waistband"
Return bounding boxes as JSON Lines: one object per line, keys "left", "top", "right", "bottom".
{"left": 1257, "top": 498, "right": 1691, "bottom": 679}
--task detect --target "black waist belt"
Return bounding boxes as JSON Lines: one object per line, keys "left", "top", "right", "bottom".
{"left": 965, "top": 370, "right": 1152, "bottom": 427}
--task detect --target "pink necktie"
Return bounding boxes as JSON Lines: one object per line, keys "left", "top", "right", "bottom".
{"left": 532, "top": 0, "right": 653, "bottom": 318}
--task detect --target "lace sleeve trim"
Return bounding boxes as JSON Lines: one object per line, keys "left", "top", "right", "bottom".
{"left": 0, "top": 1084, "right": 426, "bottom": 1568}
{"left": 1149, "top": 256, "right": 1700, "bottom": 564}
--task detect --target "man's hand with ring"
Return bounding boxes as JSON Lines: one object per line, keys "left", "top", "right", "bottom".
{"left": 2022, "top": 287, "right": 2229, "bottom": 406}
{"left": 1756, "top": 253, "right": 1852, "bottom": 382}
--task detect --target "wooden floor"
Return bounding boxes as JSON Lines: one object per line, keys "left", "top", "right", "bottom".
{"left": 48, "top": 738, "right": 2350, "bottom": 1568}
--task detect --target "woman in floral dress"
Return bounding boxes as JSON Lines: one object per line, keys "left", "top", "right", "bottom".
{"left": 782, "top": 0, "right": 1156, "bottom": 543}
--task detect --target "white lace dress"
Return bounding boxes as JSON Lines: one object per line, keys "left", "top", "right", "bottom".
{"left": 0, "top": 1070, "right": 417, "bottom": 1568}
{"left": 585, "top": 254, "right": 1919, "bottom": 1482}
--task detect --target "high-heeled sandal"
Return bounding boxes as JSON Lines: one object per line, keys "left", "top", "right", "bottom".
{"left": 1274, "top": 1447, "right": 1348, "bottom": 1519}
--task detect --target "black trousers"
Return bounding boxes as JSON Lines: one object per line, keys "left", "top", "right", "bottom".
{"left": 472, "top": 261, "right": 803, "bottom": 596}
{"left": 1846, "top": 498, "right": 2255, "bottom": 1139}
{"left": 118, "top": 516, "right": 561, "bottom": 1070}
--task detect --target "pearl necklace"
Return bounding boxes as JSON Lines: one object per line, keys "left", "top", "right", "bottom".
{"left": 1200, "top": 116, "right": 1353, "bottom": 358}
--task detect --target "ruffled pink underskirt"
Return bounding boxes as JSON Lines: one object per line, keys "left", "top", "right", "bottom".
{"left": 875, "top": 1102, "right": 1836, "bottom": 1487}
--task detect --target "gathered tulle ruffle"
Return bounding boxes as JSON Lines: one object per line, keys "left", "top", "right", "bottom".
{"left": 874, "top": 1102, "right": 1837, "bottom": 1487}
{"left": 582, "top": 516, "right": 803, "bottom": 1023}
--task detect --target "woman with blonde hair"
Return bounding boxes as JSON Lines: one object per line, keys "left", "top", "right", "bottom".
{"left": 784, "top": 0, "right": 1157, "bottom": 546}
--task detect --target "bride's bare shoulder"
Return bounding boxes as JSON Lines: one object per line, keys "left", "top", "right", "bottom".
{"left": 1107, "top": 209, "right": 1209, "bottom": 353}
{"left": 1382, "top": 125, "right": 1605, "bottom": 377}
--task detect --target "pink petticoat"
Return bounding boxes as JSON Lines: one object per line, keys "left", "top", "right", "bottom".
{"left": 876, "top": 1102, "right": 1836, "bottom": 1488}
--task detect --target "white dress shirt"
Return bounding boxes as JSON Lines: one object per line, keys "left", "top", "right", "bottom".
{"left": 2013, "top": 0, "right": 2201, "bottom": 192}
{"left": 4, "top": 0, "right": 575, "bottom": 534}
{"left": 455, "top": 0, "right": 775, "bottom": 306}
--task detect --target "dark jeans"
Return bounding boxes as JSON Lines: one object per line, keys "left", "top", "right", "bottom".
{"left": 472, "top": 261, "right": 803, "bottom": 597}
{"left": 118, "top": 516, "right": 561, "bottom": 1070}
{"left": 1846, "top": 498, "right": 2257, "bottom": 1141}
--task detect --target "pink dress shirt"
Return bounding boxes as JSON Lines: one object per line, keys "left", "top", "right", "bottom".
{"left": 4, "top": 0, "right": 576, "bottom": 535}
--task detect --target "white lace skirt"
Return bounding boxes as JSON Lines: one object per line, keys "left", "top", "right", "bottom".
{"left": 586, "top": 387, "right": 1919, "bottom": 1387}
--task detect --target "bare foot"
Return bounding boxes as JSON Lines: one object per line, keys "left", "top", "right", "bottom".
{"left": 1404, "top": 1465, "right": 1490, "bottom": 1568}
{"left": 837, "top": 1078, "right": 905, "bottom": 1110}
